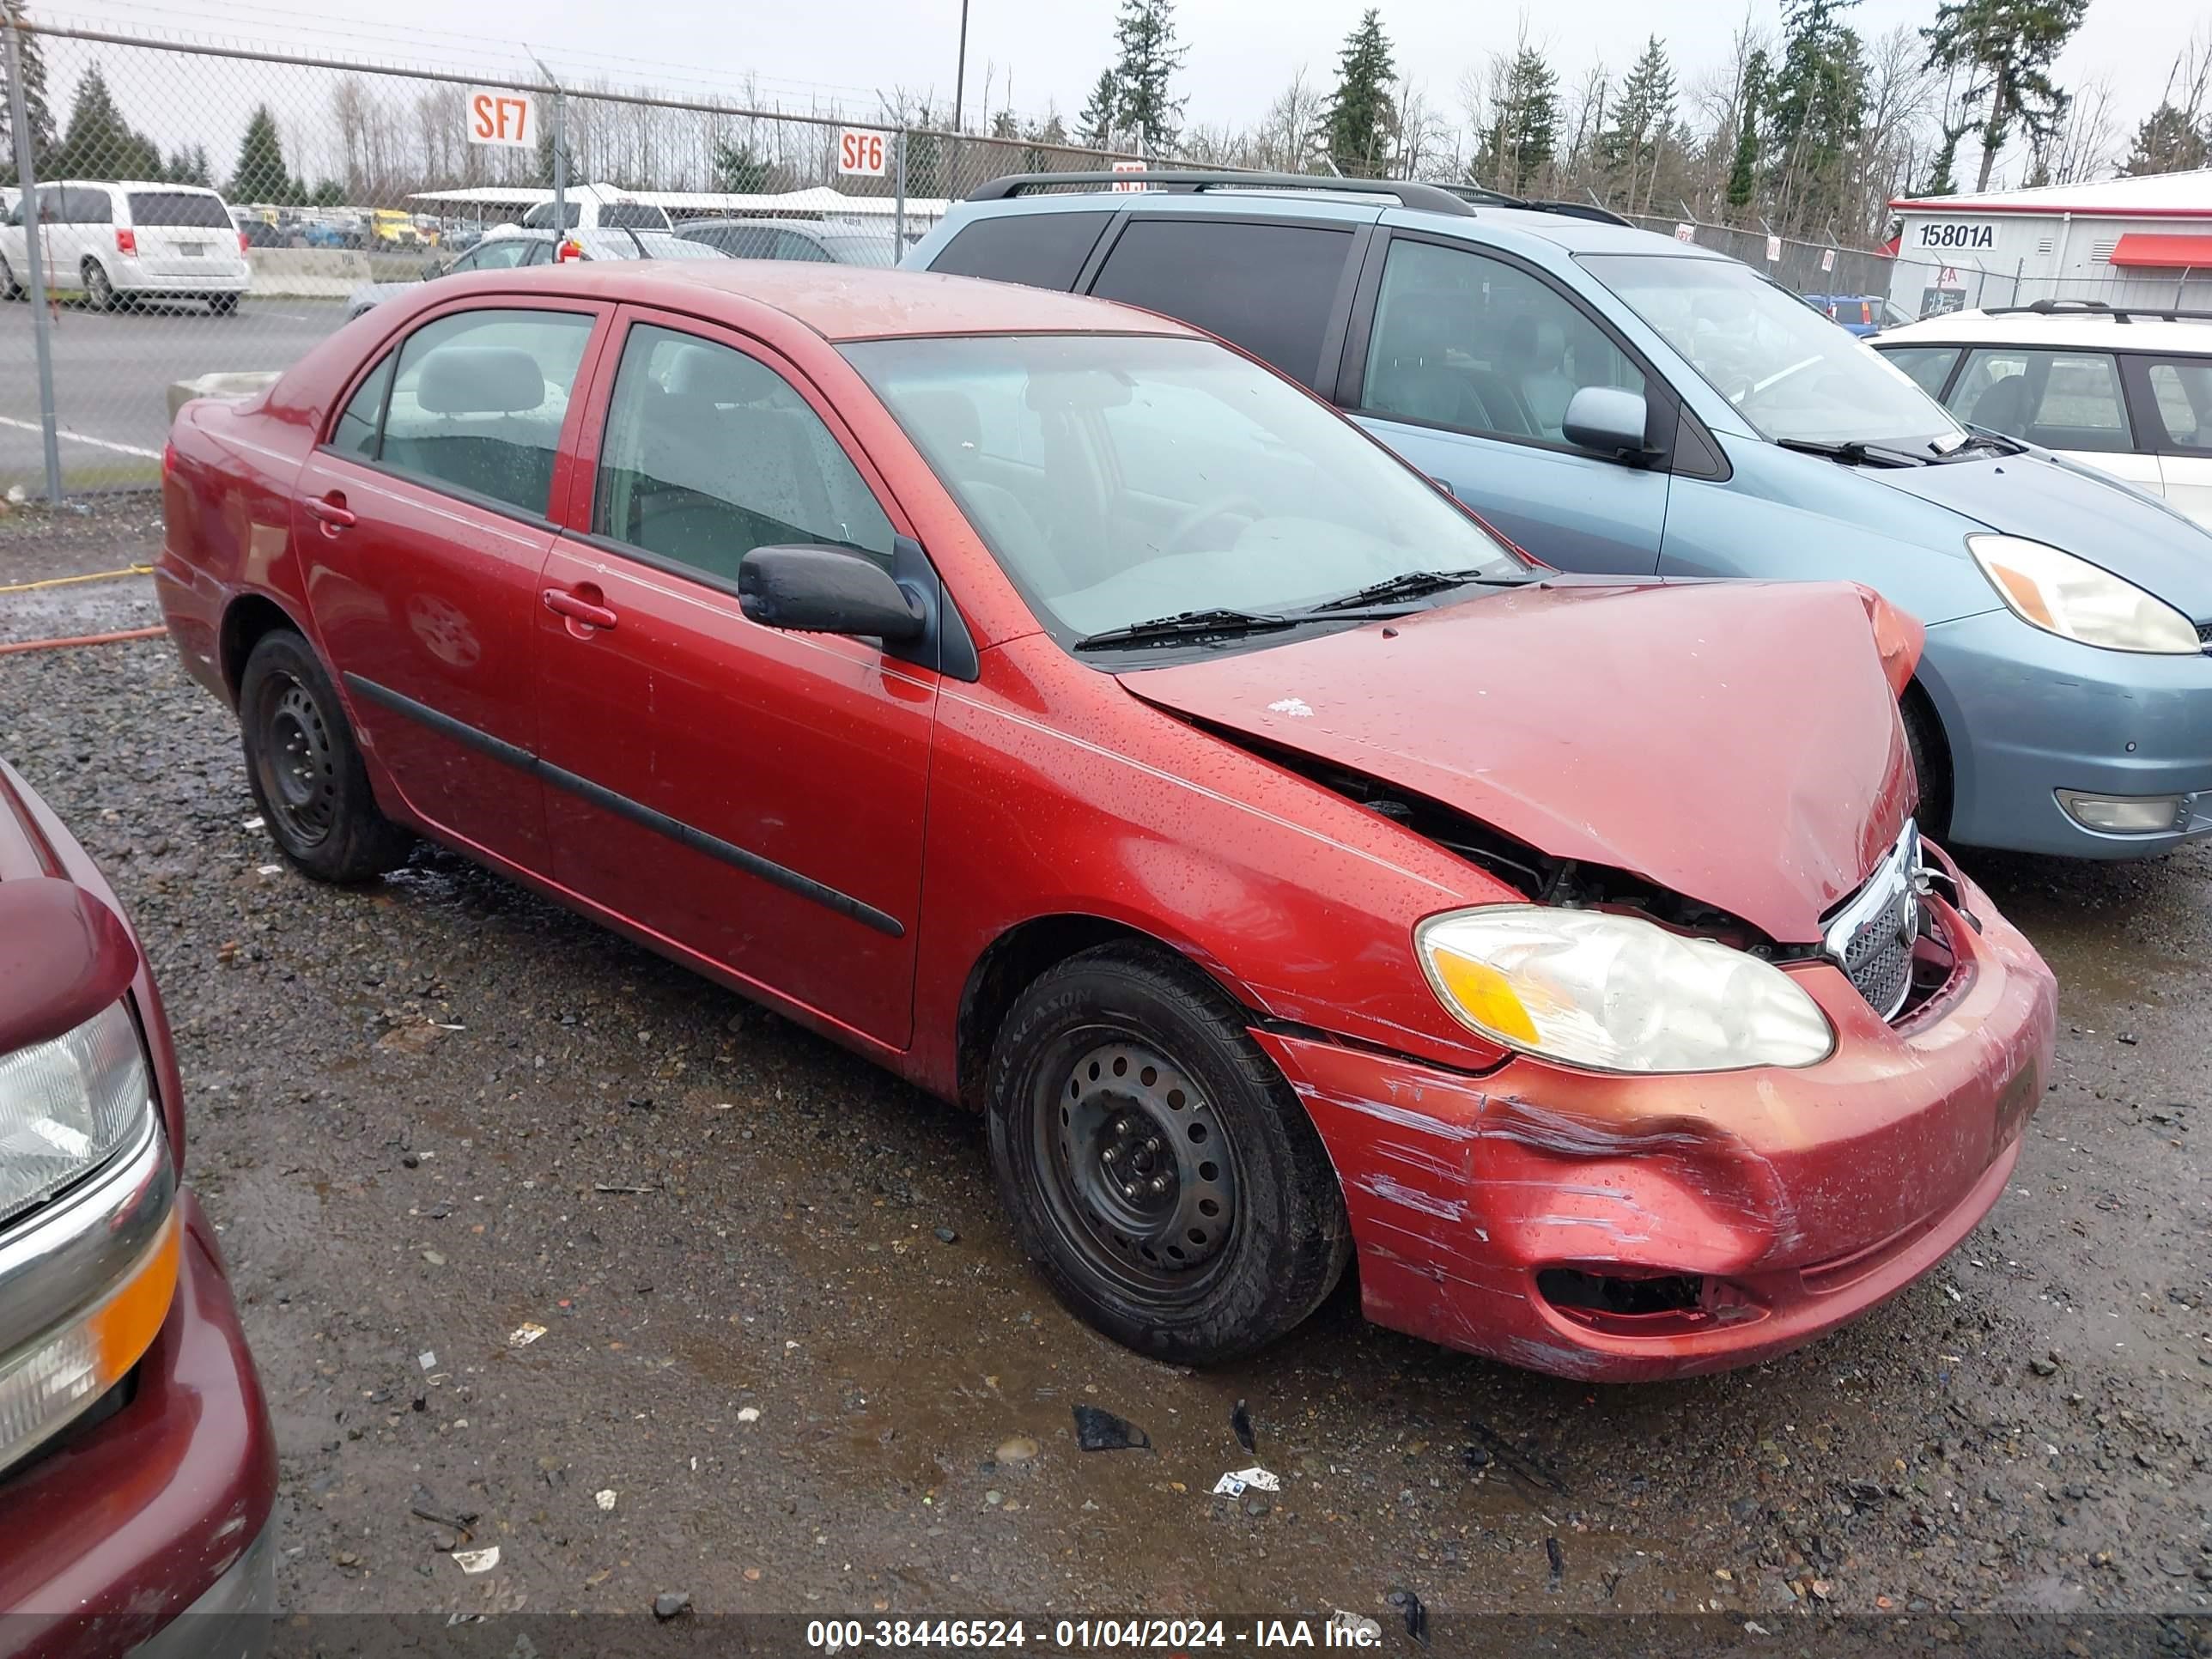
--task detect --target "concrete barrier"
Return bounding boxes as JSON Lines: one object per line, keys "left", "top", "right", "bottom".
{"left": 246, "top": 248, "right": 372, "bottom": 297}
{"left": 167, "top": 371, "right": 283, "bottom": 420}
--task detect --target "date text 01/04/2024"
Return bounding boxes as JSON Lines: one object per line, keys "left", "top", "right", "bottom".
{"left": 805, "top": 1618, "right": 1384, "bottom": 1650}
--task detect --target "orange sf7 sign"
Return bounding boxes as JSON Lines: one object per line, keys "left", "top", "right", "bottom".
{"left": 467, "top": 88, "right": 537, "bottom": 149}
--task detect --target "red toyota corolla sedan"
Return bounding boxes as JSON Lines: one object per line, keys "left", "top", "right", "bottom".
{"left": 0, "top": 758, "right": 277, "bottom": 1656}
{"left": 155, "top": 262, "right": 2056, "bottom": 1381}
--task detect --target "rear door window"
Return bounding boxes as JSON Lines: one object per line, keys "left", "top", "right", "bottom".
{"left": 1359, "top": 236, "right": 1644, "bottom": 444}
{"left": 374, "top": 308, "right": 597, "bottom": 516}
{"left": 1879, "top": 345, "right": 1959, "bottom": 400}
{"left": 1948, "top": 348, "right": 2132, "bottom": 452}
{"left": 66, "top": 187, "right": 113, "bottom": 224}
{"left": 930, "top": 210, "right": 1111, "bottom": 291}
{"left": 1090, "top": 218, "right": 1355, "bottom": 390}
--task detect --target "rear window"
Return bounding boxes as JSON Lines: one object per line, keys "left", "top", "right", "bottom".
{"left": 931, "top": 210, "right": 1111, "bottom": 291}
{"left": 600, "top": 202, "right": 671, "bottom": 230}
{"left": 128, "top": 191, "right": 230, "bottom": 229}
{"left": 1089, "top": 218, "right": 1355, "bottom": 389}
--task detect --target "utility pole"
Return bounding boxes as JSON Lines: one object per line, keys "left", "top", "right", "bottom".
{"left": 952, "top": 0, "right": 969, "bottom": 131}
{"left": 3, "top": 11, "right": 64, "bottom": 506}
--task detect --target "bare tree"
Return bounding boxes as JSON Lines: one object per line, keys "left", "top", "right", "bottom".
{"left": 1250, "top": 67, "right": 1328, "bottom": 172}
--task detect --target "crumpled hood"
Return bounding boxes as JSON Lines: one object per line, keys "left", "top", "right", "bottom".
{"left": 1119, "top": 578, "right": 1920, "bottom": 945}
{"left": 1862, "top": 448, "right": 2212, "bottom": 620}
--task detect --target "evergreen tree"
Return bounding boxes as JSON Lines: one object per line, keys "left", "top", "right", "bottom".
{"left": 1111, "top": 0, "right": 1187, "bottom": 155}
{"left": 228, "top": 103, "right": 294, "bottom": 202}
{"left": 1922, "top": 0, "right": 2090, "bottom": 192}
{"left": 1474, "top": 46, "right": 1557, "bottom": 195}
{"left": 1920, "top": 119, "right": 1968, "bottom": 193}
{"left": 48, "top": 64, "right": 161, "bottom": 180}
{"left": 2118, "top": 102, "right": 2209, "bottom": 177}
{"left": 1602, "top": 36, "right": 1675, "bottom": 213}
{"left": 1725, "top": 49, "right": 1765, "bottom": 214}
{"left": 1075, "top": 69, "right": 1119, "bottom": 149}
{"left": 1, "top": 0, "right": 57, "bottom": 185}
{"left": 990, "top": 108, "right": 1019, "bottom": 141}
{"left": 310, "top": 177, "right": 346, "bottom": 207}
{"left": 1324, "top": 9, "right": 1396, "bottom": 177}
{"left": 711, "top": 138, "right": 769, "bottom": 192}
{"left": 1767, "top": 0, "right": 1868, "bottom": 226}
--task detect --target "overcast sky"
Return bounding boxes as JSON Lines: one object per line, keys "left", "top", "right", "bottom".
{"left": 33, "top": 0, "right": 2207, "bottom": 179}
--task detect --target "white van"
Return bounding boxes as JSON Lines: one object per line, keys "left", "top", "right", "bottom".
{"left": 519, "top": 183, "right": 672, "bottom": 234}
{"left": 0, "top": 180, "right": 252, "bottom": 313}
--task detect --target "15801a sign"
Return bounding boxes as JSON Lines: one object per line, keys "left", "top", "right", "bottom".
{"left": 1913, "top": 222, "right": 1996, "bottom": 251}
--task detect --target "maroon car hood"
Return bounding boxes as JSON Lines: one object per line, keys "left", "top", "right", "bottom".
{"left": 1118, "top": 578, "right": 1917, "bottom": 945}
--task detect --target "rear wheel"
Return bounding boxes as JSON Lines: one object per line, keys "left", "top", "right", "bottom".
{"left": 82, "top": 258, "right": 116, "bottom": 311}
{"left": 0, "top": 254, "right": 20, "bottom": 301}
{"left": 986, "top": 943, "right": 1350, "bottom": 1364}
{"left": 1902, "top": 684, "right": 1952, "bottom": 842}
{"left": 239, "top": 630, "right": 411, "bottom": 883}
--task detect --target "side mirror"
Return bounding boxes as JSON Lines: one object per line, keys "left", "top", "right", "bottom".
{"left": 738, "top": 544, "right": 926, "bottom": 642}
{"left": 1562, "top": 386, "right": 1651, "bottom": 459}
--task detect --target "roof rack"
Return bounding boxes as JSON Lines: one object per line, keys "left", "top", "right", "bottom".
{"left": 963, "top": 170, "right": 1478, "bottom": 217}
{"left": 1431, "top": 182, "right": 1635, "bottom": 228}
{"left": 1984, "top": 298, "right": 2212, "bottom": 325}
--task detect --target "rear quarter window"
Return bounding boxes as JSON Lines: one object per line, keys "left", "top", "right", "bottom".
{"left": 1088, "top": 218, "right": 1354, "bottom": 390}
{"left": 929, "top": 210, "right": 1112, "bottom": 292}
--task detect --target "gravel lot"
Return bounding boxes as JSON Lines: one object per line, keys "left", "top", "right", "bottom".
{"left": 3, "top": 500, "right": 2208, "bottom": 1653}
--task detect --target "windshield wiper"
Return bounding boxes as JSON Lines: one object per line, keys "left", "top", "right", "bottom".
{"left": 1073, "top": 608, "right": 1298, "bottom": 652}
{"left": 1302, "top": 568, "right": 1526, "bottom": 613}
{"left": 1936, "top": 428, "right": 2027, "bottom": 460}
{"left": 1776, "top": 437, "right": 1929, "bottom": 468}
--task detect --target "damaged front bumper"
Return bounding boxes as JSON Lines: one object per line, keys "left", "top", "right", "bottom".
{"left": 1255, "top": 860, "right": 2057, "bottom": 1382}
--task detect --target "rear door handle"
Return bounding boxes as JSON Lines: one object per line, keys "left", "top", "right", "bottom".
{"left": 543, "top": 586, "right": 618, "bottom": 630}
{"left": 304, "top": 493, "right": 355, "bottom": 531}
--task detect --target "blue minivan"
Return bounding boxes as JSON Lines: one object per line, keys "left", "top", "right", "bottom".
{"left": 906, "top": 173, "right": 2212, "bottom": 860}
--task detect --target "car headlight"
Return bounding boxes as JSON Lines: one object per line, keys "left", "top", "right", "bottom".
{"left": 1415, "top": 906, "right": 1835, "bottom": 1074}
{"left": 1969, "top": 534, "right": 2201, "bottom": 654}
{"left": 0, "top": 1000, "right": 155, "bottom": 1230}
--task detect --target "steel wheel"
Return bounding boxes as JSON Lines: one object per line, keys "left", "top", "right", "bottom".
{"left": 1037, "top": 1033, "right": 1241, "bottom": 1298}
{"left": 258, "top": 677, "right": 340, "bottom": 848}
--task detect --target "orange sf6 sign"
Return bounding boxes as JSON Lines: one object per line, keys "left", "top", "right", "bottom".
{"left": 838, "top": 128, "right": 889, "bottom": 177}
{"left": 466, "top": 88, "right": 537, "bottom": 149}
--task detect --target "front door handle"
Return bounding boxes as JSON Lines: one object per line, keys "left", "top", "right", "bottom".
{"left": 304, "top": 492, "right": 355, "bottom": 532}
{"left": 543, "top": 586, "right": 618, "bottom": 630}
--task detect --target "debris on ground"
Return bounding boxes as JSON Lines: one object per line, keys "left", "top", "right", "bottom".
{"left": 653, "top": 1591, "right": 691, "bottom": 1620}
{"left": 1328, "top": 1611, "right": 1382, "bottom": 1641}
{"left": 1230, "top": 1398, "right": 1255, "bottom": 1454}
{"left": 1546, "top": 1535, "right": 1565, "bottom": 1589}
{"left": 1385, "top": 1586, "right": 1427, "bottom": 1645}
{"left": 451, "top": 1546, "right": 500, "bottom": 1575}
{"left": 1210, "top": 1466, "right": 1281, "bottom": 1498}
{"left": 594, "top": 1490, "right": 617, "bottom": 1511}
{"left": 508, "top": 1322, "right": 548, "bottom": 1348}
{"left": 1072, "top": 1403, "right": 1150, "bottom": 1451}
{"left": 933, "top": 1225, "right": 959, "bottom": 1243}
{"left": 736, "top": 1407, "right": 761, "bottom": 1425}
{"left": 1466, "top": 1419, "right": 1568, "bottom": 1497}
{"left": 995, "top": 1436, "right": 1040, "bottom": 1464}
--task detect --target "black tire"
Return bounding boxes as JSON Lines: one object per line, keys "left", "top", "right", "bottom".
{"left": 986, "top": 943, "right": 1351, "bottom": 1364}
{"left": 1901, "top": 685, "right": 1952, "bottom": 842}
{"left": 239, "top": 630, "right": 410, "bottom": 883}
{"left": 0, "top": 254, "right": 21, "bottom": 301}
{"left": 209, "top": 293, "right": 239, "bottom": 315}
{"left": 82, "top": 258, "right": 116, "bottom": 311}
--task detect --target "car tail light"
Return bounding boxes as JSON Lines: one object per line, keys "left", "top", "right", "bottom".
{"left": 115, "top": 228, "right": 137, "bottom": 256}
{"left": 161, "top": 441, "right": 178, "bottom": 483}
{"left": 238, "top": 230, "right": 250, "bottom": 257}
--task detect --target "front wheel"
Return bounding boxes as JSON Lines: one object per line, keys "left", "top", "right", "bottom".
{"left": 1901, "top": 686, "right": 1952, "bottom": 842}
{"left": 986, "top": 944, "right": 1351, "bottom": 1364}
{"left": 0, "top": 254, "right": 21, "bottom": 301}
{"left": 239, "top": 630, "right": 411, "bottom": 883}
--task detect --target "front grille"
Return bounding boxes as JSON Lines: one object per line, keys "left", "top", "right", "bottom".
{"left": 1824, "top": 820, "right": 1924, "bottom": 1022}
{"left": 1839, "top": 880, "right": 1917, "bottom": 1019}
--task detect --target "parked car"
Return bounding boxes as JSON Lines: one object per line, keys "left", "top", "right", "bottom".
{"left": 906, "top": 171, "right": 2212, "bottom": 860}
{"left": 520, "top": 185, "right": 673, "bottom": 234}
{"left": 1873, "top": 301, "right": 2212, "bottom": 529}
{"left": 0, "top": 179, "right": 250, "bottom": 312}
{"left": 0, "top": 757, "right": 278, "bottom": 1650}
{"left": 370, "top": 208, "right": 423, "bottom": 248}
{"left": 157, "top": 261, "right": 2057, "bottom": 1380}
{"left": 1804, "top": 293, "right": 1914, "bottom": 337}
{"left": 298, "top": 215, "right": 364, "bottom": 251}
{"left": 343, "top": 227, "right": 727, "bottom": 319}
{"left": 676, "top": 216, "right": 896, "bottom": 265}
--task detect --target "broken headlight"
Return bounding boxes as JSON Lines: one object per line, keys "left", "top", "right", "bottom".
{"left": 1415, "top": 906, "right": 1834, "bottom": 1073}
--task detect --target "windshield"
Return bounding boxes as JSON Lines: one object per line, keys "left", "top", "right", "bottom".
{"left": 843, "top": 333, "right": 1527, "bottom": 644}
{"left": 819, "top": 233, "right": 896, "bottom": 267}
{"left": 1583, "top": 254, "right": 1962, "bottom": 450}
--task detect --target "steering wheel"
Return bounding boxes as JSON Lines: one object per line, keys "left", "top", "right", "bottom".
{"left": 1159, "top": 494, "right": 1266, "bottom": 556}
